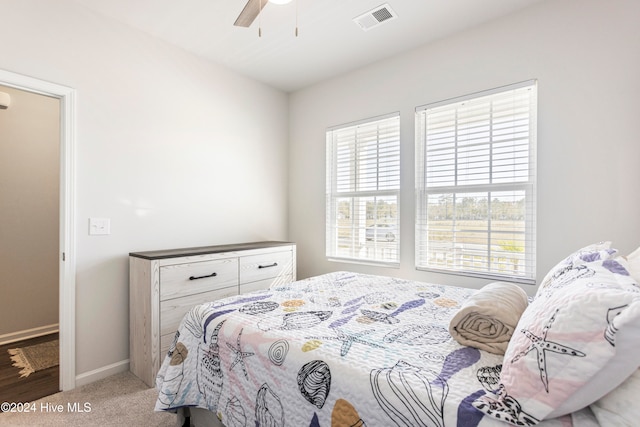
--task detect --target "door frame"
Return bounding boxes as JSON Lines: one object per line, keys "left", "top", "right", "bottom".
{"left": 0, "top": 69, "right": 76, "bottom": 391}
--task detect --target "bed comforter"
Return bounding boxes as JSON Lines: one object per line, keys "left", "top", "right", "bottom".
{"left": 155, "top": 272, "right": 597, "bottom": 426}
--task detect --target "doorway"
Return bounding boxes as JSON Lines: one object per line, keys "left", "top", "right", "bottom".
{"left": 0, "top": 69, "right": 76, "bottom": 393}
{"left": 0, "top": 84, "right": 60, "bottom": 402}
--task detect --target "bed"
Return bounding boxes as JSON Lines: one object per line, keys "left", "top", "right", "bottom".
{"left": 155, "top": 243, "right": 640, "bottom": 427}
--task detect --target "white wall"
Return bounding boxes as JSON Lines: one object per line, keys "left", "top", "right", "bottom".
{"left": 0, "top": 85, "right": 59, "bottom": 336}
{"left": 288, "top": 0, "right": 640, "bottom": 292}
{"left": 0, "top": 0, "right": 289, "bottom": 378}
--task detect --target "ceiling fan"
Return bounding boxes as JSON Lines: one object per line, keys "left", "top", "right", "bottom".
{"left": 234, "top": 0, "right": 292, "bottom": 27}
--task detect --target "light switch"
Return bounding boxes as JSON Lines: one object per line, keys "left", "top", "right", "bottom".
{"left": 89, "top": 217, "right": 111, "bottom": 235}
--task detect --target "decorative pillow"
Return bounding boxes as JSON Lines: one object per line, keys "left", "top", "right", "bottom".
{"left": 535, "top": 242, "right": 617, "bottom": 299}
{"left": 590, "top": 368, "right": 640, "bottom": 427}
{"left": 473, "top": 254, "right": 640, "bottom": 425}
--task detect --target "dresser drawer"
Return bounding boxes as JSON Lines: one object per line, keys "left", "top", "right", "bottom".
{"left": 240, "top": 274, "right": 293, "bottom": 294}
{"left": 239, "top": 250, "right": 293, "bottom": 285}
{"left": 160, "top": 258, "right": 238, "bottom": 301}
{"left": 159, "top": 287, "right": 238, "bottom": 337}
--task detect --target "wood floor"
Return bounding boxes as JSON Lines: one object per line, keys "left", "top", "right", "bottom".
{"left": 0, "top": 333, "right": 59, "bottom": 409}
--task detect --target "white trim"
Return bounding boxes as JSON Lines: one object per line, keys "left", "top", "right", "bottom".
{"left": 326, "top": 111, "right": 400, "bottom": 132}
{"left": 75, "top": 359, "right": 130, "bottom": 388}
{"left": 415, "top": 266, "right": 536, "bottom": 285}
{"left": 0, "top": 69, "right": 77, "bottom": 391}
{"left": 328, "top": 257, "right": 400, "bottom": 268}
{"left": 0, "top": 324, "right": 59, "bottom": 346}
{"left": 415, "top": 79, "right": 537, "bottom": 112}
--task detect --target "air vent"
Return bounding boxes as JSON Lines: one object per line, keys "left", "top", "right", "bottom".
{"left": 353, "top": 3, "right": 398, "bottom": 31}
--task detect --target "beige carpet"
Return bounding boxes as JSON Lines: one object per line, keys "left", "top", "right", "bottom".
{"left": 0, "top": 371, "right": 177, "bottom": 426}
{"left": 8, "top": 340, "right": 59, "bottom": 378}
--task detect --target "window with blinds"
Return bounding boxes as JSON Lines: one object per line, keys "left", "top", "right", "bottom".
{"left": 415, "top": 81, "right": 537, "bottom": 283}
{"left": 326, "top": 113, "right": 400, "bottom": 265}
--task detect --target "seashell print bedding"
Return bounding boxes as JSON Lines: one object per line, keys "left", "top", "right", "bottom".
{"left": 155, "top": 272, "right": 598, "bottom": 426}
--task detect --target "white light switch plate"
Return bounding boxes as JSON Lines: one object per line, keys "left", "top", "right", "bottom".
{"left": 89, "top": 217, "right": 111, "bottom": 235}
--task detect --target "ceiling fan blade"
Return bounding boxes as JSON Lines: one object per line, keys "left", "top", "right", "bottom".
{"left": 234, "top": 0, "right": 268, "bottom": 27}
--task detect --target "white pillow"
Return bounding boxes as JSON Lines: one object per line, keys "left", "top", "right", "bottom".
{"left": 474, "top": 255, "right": 640, "bottom": 425}
{"left": 535, "top": 242, "right": 617, "bottom": 299}
{"left": 590, "top": 368, "right": 640, "bottom": 427}
{"left": 626, "top": 246, "right": 640, "bottom": 283}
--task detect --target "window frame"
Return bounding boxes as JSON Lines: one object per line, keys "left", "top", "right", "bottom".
{"left": 415, "top": 81, "right": 537, "bottom": 284}
{"left": 326, "top": 112, "right": 401, "bottom": 267}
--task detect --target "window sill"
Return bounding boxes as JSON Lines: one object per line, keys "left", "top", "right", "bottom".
{"left": 415, "top": 265, "right": 536, "bottom": 285}
{"left": 328, "top": 257, "right": 400, "bottom": 269}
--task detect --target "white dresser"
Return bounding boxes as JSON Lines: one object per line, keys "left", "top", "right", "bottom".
{"left": 129, "top": 241, "right": 296, "bottom": 386}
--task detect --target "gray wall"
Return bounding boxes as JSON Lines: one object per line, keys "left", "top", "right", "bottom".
{"left": 288, "top": 0, "right": 640, "bottom": 293}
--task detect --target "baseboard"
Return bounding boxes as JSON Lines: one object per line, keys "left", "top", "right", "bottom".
{"left": 0, "top": 324, "right": 59, "bottom": 345}
{"left": 75, "top": 359, "right": 130, "bottom": 388}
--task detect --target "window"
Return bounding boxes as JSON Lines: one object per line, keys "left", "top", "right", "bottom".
{"left": 415, "top": 81, "right": 537, "bottom": 283}
{"left": 326, "top": 113, "right": 400, "bottom": 265}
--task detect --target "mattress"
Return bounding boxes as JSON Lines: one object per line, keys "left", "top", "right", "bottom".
{"left": 155, "top": 271, "right": 597, "bottom": 426}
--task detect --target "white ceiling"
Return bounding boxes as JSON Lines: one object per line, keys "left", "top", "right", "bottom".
{"left": 73, "top": 0, "right": 544, "bottom": 92}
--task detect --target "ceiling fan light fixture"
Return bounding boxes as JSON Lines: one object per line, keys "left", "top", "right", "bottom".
{"left": 234, "top": 0, "right": 298, "bottom": 35}
{"left": 0, "top": 91, "right": 10, "bottom": 110}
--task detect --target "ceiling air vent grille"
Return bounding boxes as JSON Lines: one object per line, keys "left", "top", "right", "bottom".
{"left": 353, "top": 3, "right": 398, "bottom": 32}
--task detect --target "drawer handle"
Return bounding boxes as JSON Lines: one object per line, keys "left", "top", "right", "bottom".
{"left": 258, "top": 262, "right": 278, "bottom": 269}
{"left": 188, "top": 272, "right": 217, "bottom": 281}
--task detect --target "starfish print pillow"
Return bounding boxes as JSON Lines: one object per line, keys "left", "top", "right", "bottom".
{"left": 473, "top": 255, "right": 640, "bottom": 425}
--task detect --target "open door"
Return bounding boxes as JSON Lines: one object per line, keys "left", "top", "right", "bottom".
{"left": 0, "top": 69, "right": 76, "bottom": 392}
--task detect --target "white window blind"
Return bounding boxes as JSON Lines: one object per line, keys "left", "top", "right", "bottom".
{"left": 326, "top": 113, "right": 400, "bottom": 265}
{"left": 415, "top": 81, "right": 537, "bottom": 283}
